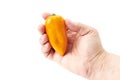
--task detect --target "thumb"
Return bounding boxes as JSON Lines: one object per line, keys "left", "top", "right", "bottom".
{"left": 65, "top": 19, "right": 80, "bottom": 32}
{"left": 65, "top": 19, "right": 91, "bottom": 36}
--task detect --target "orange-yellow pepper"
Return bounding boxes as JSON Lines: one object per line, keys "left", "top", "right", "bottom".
{"left": 45, "top": 14, "right": 67, "bottom": 56}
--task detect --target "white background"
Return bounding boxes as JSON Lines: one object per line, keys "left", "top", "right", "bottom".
{"left": 0, "top": 0, "right": 120, "bottom": 80}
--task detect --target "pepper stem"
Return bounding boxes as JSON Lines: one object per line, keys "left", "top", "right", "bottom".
{"left": 52, "top": 13, "right": 56, "bottom": 16}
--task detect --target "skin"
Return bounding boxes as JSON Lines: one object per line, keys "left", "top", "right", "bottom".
{"left": 38, "top": 13, "right": 120, "bottom": 80}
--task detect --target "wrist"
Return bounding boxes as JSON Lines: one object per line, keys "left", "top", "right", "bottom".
{"left": 87, "top": 50, "right": 108, "bottom": 80}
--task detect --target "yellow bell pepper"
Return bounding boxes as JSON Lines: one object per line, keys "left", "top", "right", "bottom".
{"left": 45, "top": 14, "right": 67, "bottom": 56}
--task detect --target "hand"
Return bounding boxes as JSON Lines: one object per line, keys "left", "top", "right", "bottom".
{"left": 38, "top": 13, "right": 105, "bottom": 78}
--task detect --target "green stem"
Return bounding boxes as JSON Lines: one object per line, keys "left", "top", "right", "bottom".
{"left": 52, "top": 13, "right": 56, "bottom": 16}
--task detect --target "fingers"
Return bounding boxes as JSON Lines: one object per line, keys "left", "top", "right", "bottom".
{"left": 40, "top": 32, "right": 54, "bottom": 58}
{"left": 38, "top": 24, "right": 46, "bottom": 34}
{"left": 39, "top": 34, "right": 48, "bottom": 45}
{"left": 39, "top": 12, "right": 55, "bottom": 58}
{"left": 42, "top": 12, "right": 51, "bottom": 20}
{"left": 38, "top": 13, "right": 51, "bottom": 34}
{"left": 39, "top": 28, "right": 52, "bottom": 57}
{"left": 41, "top": 42, "right": 52, "bottom": 57}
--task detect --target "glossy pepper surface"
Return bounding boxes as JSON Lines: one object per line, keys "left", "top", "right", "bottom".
{"left": 45, "top": 14, "right": 67, "bottom": 56}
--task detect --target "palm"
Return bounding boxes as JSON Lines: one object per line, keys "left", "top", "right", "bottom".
{"left": 52, "top": 26, "right": 103, "bottom": 77}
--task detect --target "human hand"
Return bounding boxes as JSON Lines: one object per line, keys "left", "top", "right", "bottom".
{"left": 38, "top": 13, "right": 105, "bottom": 78}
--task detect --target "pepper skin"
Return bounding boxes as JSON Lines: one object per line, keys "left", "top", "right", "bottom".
{"left": 45, "top": 14, "right": 67, "bottom": 56}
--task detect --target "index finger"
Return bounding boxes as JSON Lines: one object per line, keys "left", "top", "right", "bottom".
{"left": 42, "top": 12, "right": 51, "bottom": 20}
